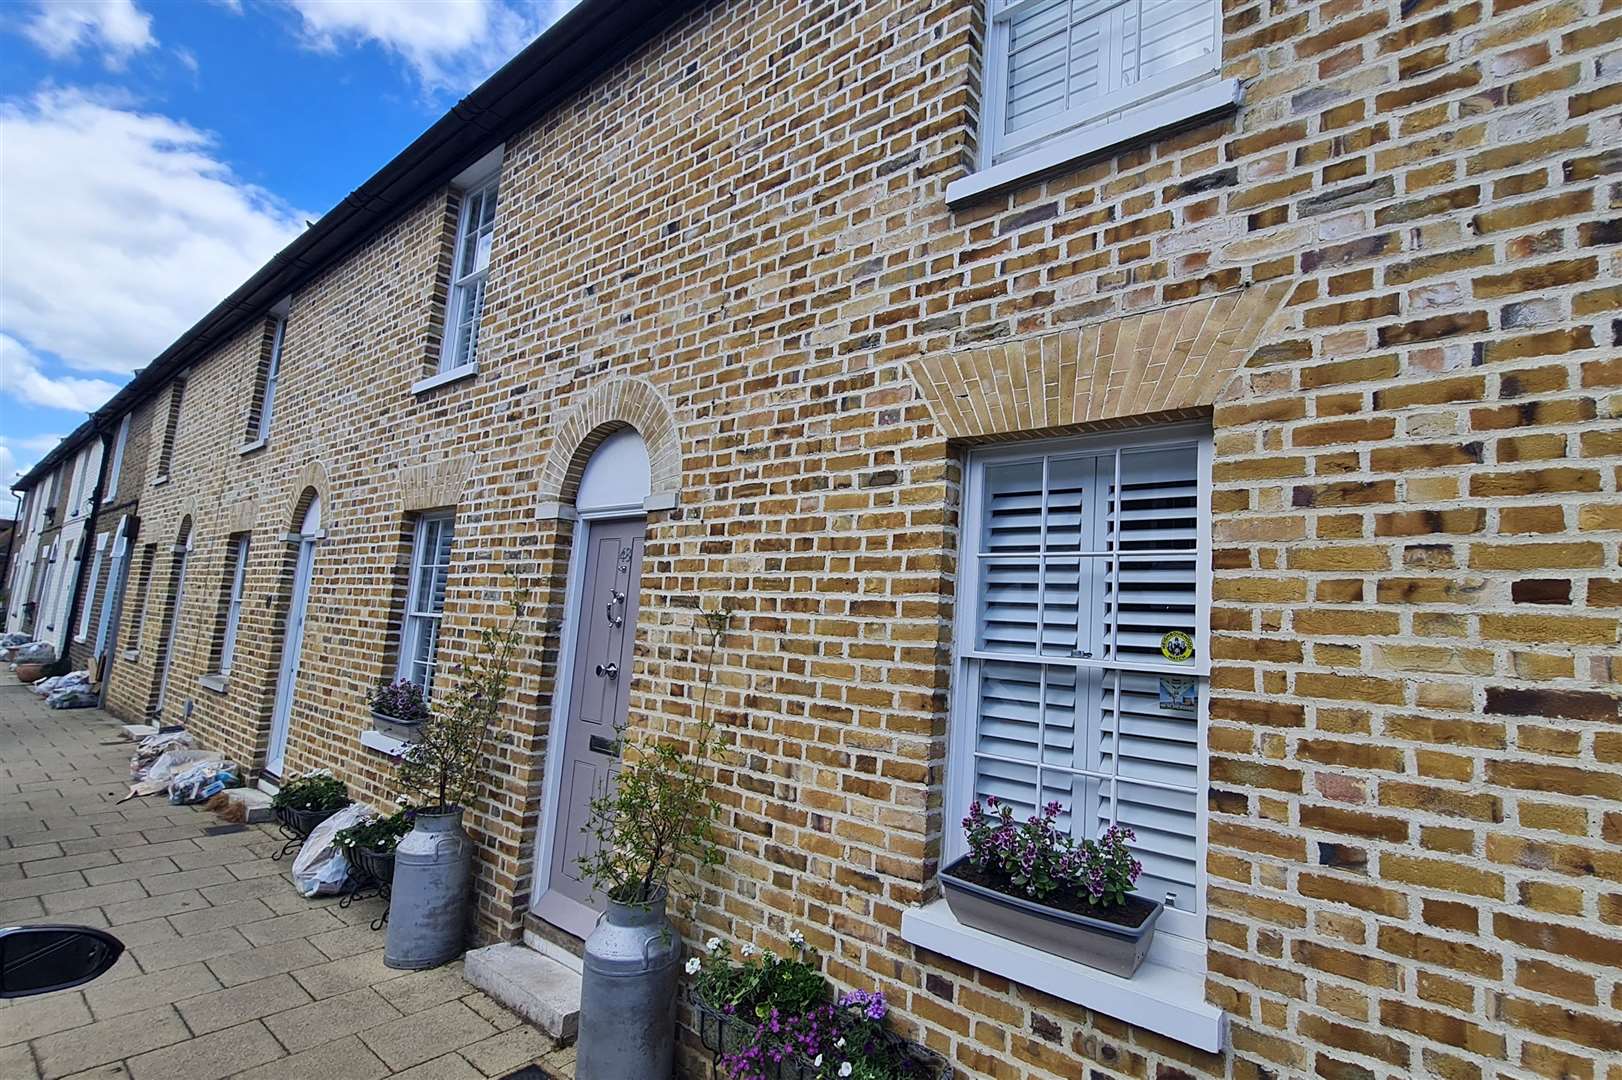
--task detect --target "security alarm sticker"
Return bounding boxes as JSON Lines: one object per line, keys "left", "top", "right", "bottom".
{"left": 1160, "top": 630, "right": 1195, "bottom": 663}
{"left": 1159, "top": 676, "right": 1197, "bottom": 711}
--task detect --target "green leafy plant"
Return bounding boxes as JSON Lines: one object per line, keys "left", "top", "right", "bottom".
{"left": 692, "top": 934, "right": 935, "bottom": 1080}
{"left": 333, "top": 807, "right": 416, "bottom": 853}
{"left": 691, "top": 933, "right": 829, "bottom": 1021}
{"left": 397, "top": 588, "right": 529, "bottom": 812}
{"left": 577, "top": 604, "right": 733, "bottom": 905}
{"left": 269, "top": 770, "right": 348, "bottom": 812}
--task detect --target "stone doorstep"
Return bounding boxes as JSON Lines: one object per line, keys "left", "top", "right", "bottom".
{"left": 464, "top": 943, "right": 582, "bottom": 1044}
{"left": 221, "top": 787, "right": 273, "bottom": 823}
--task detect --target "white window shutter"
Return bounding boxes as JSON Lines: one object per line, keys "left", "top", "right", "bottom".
{"left": 959, "top": 430, "right": 1209, "bottom": 937}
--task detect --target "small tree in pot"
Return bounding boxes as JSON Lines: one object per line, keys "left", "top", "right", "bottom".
{"left": 383, "top": 588, "right": 527, "bottom": 971}
{"left": 573, "top": 605, "right": 733, "bottom": 1080}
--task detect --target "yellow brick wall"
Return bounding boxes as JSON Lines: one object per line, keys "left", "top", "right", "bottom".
{"left": 96, "top": 0, "right": 1621, "bottom": 1076}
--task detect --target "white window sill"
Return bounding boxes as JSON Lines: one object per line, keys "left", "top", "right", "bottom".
{"left": 238, "top": 438, "right": 267, "bottom": 456}
{"left": 151, "top": 476, "right": 169, "bottom": 487}
{"left": 411, "top": 363, "right": 478, "bottom": 396}
{"left": 360, "top": 729, "right": 412, "bottom": 758}
{"left": 199, "top": 674, "right": 229, "bottom": 694}
{"left": 900, "top": 898, "right": 1226, "bottom": 1052}
{"left": 122, "top": 649, "right": 139, "bottom": 661}
{"left": 946, "top": 78, "right": 1243, "bottom": 207}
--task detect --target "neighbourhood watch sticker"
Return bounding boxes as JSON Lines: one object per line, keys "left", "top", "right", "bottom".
{"left": 1160, "top": 630, "right": 1195, "bottom": 663}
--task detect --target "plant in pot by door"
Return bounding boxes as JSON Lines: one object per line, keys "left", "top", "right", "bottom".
{"left": 941, "top": 799, "right": 1159, "bottom": 978}
{"left": 369, "top": 678, "right": 430, "bottom": 741}
{"left": 384, "top": 590, "right": 528, "bottom": 971}
{"left": 333, "top": 803, "right": 415, "bottom": 894}
{"left": 269, "top": 771, "right": 350, "bottom": 859}
{"left": 573, "top": 606, "right": 733, "bottom": 1080}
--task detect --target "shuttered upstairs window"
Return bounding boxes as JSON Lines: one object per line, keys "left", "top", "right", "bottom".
{"left": 953, "top": 427, "right": 1210, "bottom": 941}
{"left": 986, "top": 0, "right": 1221, "bottom": 166}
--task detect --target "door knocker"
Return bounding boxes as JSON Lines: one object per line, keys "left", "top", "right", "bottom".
{"left": 605, "top": 589, "right": 626, "bottom": 626}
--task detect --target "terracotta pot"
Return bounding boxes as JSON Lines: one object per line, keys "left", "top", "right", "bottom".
{"left": 15, "top": 662, "right": 46, "bottom": 684}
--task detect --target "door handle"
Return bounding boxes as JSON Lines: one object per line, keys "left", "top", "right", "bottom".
{"left": 595, "top": 662, "right": 619, "bottom": 680}
{"left": 605, "top": 590, "right": 626, "bottom": 627}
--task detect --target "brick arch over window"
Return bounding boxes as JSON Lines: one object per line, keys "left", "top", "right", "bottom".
{"left": 906, "top": 282, "right": 1292, "bottom": 440}
{"left": 536, "top": 377, "right": 682, "bottom": 517}
{"left": 284, "top": 460, "right": 331, "bottom": 530}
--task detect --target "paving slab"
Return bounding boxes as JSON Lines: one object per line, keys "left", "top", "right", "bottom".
{"left": 124, "top": 1019, "right": 285, "bottom": 1080}
{"left": 204, "top": 937, "right": 327, "bottom": 987}
{"left": 358, "top": 999, "right": 501, "bottom": 1071}
{"left": 174, "top": 971, "right": 313, "bottom": 1035}
{"left": 264, "top": 984, "right": 402, "bottom": 1052}
{"left": 229, "top": 1035, "right": 389, "bottom": 1080}
{"left": 31, "top": 1004, "right": 190, "bottom": 1079}
{"left": 0, "top": 992, "right": 92, "bottom": 1047}
{"left": 82, "top": 963, "right": 222, "bottom": 1020}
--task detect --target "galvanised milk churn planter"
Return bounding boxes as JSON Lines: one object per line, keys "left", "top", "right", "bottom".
{"left": 576, "top": 888, "right": 680, "bottom": 1080}
{"left": 384, "top": 807, "right": 472, "bottom": 970}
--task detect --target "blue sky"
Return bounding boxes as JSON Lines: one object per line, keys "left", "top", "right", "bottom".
{"left": 0, "top": 0, "right": 575, "bottom": 484}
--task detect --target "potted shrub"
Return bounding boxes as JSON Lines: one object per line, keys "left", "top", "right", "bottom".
{"left": 268, "top": 771, "right": 350, "bottom": 861}
{"left": 689, "top": 934, "right": 951, "bottom": 1080}
{"left": 941, "top": 799, "right": 1159, "bottom": 978}
{"left": 573, "top": 606, "right": 733, "bottom": 1080}
{"left": 383, "top": 589, "right": 527, "bottom": 970}
{"left": 333, "top": 804, "right": 415, "bottom": 894}
{"left": 369, "top": 678, "right": 429, "bottom": 741}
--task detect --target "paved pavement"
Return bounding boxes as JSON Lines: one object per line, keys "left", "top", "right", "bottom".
{"left": 0, "top": 677, "right": 576, "bottom": 1080}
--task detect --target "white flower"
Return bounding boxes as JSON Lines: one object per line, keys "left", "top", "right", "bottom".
{"left": 835, "top": 1038, "right": 846, "bottom": 1048}
{"left": 839, "top": 1064, "right": 853, "bottom": 1078}
{"left": 788, "top": 929, "right": 806, "bottom": 948}
{"left": 705, "top": 937, "right": 721, "bottom": 954}
{"left": 684, "top": 957, "right": 701, "bottom": 975}
{"left": 741, "top": 943, "right": 757, "bottom": 958}
{"left": 814, "top": 1055, "right": 823, "bottom": 1067}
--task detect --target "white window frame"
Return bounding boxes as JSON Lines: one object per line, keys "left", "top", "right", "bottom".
{"left": 437, "top": 173, "right": 499, "bottom": 375}
{"left": 94, "top": 516, "right": 132, "bottom": 659}
{"left": 952, "top": 0, "right": 1236, "bottom": 204}
{"left": 395, "top": 513, "right": 455, "bottom": 695}
{"left": 105, "top": 414, "right": 131, "bottom": 498}
{"left": 76, "top": 533, "right": 109, "bottom": 641}
{"left": 947, "top": 423, "right": 1212, "bottom": 943}
{"left": 257, "top": 317, "right": 286, "bottom": 442}
{"left": 218, "top": 537, "right": 250, "bottom": 675}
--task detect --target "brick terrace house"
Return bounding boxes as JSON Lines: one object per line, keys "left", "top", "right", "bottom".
{"left": 14, "top": 0, "right": 1621, "bottom": 1075}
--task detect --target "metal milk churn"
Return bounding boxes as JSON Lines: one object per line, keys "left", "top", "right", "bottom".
{"left": 576, "top": 889, "right": 680, "bottom": 1080}
{"left": 384, "top": 807, "right": 473, "bottom": 970}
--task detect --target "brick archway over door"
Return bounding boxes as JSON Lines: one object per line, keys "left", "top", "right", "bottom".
{"left": 535, "top": 376, "right": 682, "bottom": 517}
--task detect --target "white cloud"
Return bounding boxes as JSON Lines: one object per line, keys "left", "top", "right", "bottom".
{"left": 0, "top": 335, "right": 120, "bottom": 412}
{"left": 22, "top": 0, "right": 156, "bottom": 67}
{"left": 0, "top": 89, "right": 307, "bottom": 377}
{"left": 281, "top": 0, "right": 576, "bottom": 93}
{"left": 0, "top": 432, "right": 66, "bottom": 484}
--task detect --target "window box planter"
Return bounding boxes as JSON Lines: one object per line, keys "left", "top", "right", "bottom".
{"left": 691, "top": 988, "right": 953, "bottom": 1080}
{"left": 371, "top": 711, "right": 422, "bottom": 744}
{"left": 940, "top": 856, "right": 1162, "bottom": 978}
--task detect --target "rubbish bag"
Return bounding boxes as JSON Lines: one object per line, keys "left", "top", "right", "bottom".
{"left": 127, "top": 749, "right": 222, "bottom": 799}
{"left": 12, "top": 641, "right": 56, "bottom": 665}
{"left": 292, "top": 803, "right": 374, "bottom": 898}
{"left": 131, "top": 730, "right": 193, "bottom": 780}
{"left": 47, "top": 685, "right": 98, "bottom": 709}
{"left": 0, "top": 632, "right": 30, "bottom": 648}
{"left": 168, "top": 761, "right": 239, "bottom": 804}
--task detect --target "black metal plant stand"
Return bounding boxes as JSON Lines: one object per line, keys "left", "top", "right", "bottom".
{"left": 339, "top": 846, "right": 394, "bottom": 931}
{"left": 270, "top": 803, "right": 346, "bottom": 861}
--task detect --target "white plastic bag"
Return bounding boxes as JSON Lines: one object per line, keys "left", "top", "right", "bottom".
{"left": 127, "top": 749, "right": 223, "bottom": 798}
{"left": 291, "top": 803, "right": 374, "bottom": 897}
{"left": 131, "top": 730, "right": 193, "bottom": 780}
